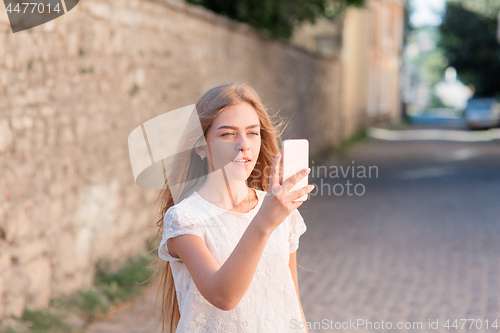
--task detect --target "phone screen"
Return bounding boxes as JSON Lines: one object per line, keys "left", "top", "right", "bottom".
{"left": 282, "top": 139, "right": 309, "bottom": 201}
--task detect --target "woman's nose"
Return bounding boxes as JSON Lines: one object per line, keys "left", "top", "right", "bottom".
{"left": 236, "top": 135, "right": 249, "bottom": 151}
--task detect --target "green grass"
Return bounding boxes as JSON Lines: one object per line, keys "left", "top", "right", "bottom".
{"left": 79, "top": 290, "right": 110, "bottom": 318}
{"left": 334, "top": 128, "right": 368, "bottom": 155}
{"left": 21, "top": 309, "right": 70, "bottom": 333}
{"left": 0, "top": 325, "right": 23, "bottom": 333}
{"left": 312, "top": 128, "right": 368, "bottom": 164}
{"left": 95, "top": 254, "right": 153, "bottom": 304}
{"left": 5, "top": 253, "right": 155, "bottom": 333}
{"left": 55, "top": 289, "right": 112, "bottom": 322}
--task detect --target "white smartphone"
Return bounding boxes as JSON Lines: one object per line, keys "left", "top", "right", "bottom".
{"left": 282, "top": 139, "right": 309, "bottom": 201}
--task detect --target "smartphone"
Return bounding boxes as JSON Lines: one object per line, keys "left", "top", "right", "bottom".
{"left": 282, "top": 139, "right": 309, "bottom": 201}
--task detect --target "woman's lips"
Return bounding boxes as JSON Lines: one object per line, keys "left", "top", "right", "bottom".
{"left": 232, "top": 158, "right": 251, "bottom": 166}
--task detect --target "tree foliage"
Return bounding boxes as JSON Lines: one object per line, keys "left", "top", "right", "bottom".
{"left": 439, "top": 1, "right": 500, "bottom": 97}
{"left": 186, "top": 0, "right": 365, "bottom": 39}
{"left": 446, "top": 0, "right": 500, "bottom": 20}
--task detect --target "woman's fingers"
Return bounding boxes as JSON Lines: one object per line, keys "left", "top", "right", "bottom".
{"left": 269, "top": 152, "right": 281, "bottom": 189}
{"left": 267, "top": 154, "right": 314, "bottom": 211}
{"left": 283, "top": 168, "right": 310, "bottom": 192}
{"left": 290, "top": 184, "right": 315, "bottom": 201}
{"left": 290, "top": 200, "right": 304, "bottom": 210}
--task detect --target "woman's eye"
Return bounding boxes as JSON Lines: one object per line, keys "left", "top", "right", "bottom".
{"left": 221, "top": 132, "right": 234, "bottom": 137}
{"left": 250, "top": 132, "right": 259, "bottom": 136}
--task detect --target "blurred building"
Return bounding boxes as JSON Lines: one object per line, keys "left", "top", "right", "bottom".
{"left": 293, "top": 0, "right": 406, "bottom": 138}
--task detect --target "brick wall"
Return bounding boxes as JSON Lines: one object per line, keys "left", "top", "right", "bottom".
{"left": 0, "top": 0, "right": 343, "bottom": 318}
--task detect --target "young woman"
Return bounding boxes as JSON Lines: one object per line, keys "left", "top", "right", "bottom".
{"left": 156, "top": 82, "right": 314, "bottom": 332}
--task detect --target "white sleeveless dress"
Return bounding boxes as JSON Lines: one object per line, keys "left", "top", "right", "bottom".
{"left": 159, "top": 189, "right": 307, "bottom": 333}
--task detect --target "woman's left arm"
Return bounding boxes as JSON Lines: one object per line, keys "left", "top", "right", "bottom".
{"left": 289, "top": 251, "right": 309, "bottom": 333}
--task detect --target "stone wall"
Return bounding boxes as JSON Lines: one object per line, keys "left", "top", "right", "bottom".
{"left": 0, "top": 0, "right": 343, "bottom": 318}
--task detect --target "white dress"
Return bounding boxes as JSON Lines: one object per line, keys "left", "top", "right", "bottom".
{"left": 159, "top": 188, "right": 307, "bottom": 333}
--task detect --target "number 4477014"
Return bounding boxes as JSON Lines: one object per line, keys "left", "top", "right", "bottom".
{"left": 5, "top": 2, "right": 62, "bottom": 14}
{"left": 444, "top": 319, "right": 498, "bottom": 330}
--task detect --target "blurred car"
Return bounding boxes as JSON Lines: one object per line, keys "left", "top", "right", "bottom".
{"left": 464, "top": 98, "right": 500, "bottom": 129}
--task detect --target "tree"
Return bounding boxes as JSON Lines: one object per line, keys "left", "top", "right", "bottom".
{"left": 439, "top": 1, "right": 500, "bottom": 97}
{"left": 446, "top": 0, "right": 500, "bottom": 20}
{"left": 186, "top": 0, "right": 364, "bottom": 39}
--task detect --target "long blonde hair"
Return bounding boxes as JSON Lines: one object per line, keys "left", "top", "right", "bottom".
{"left": 154, "top": 82, "right": 283, "bottom": 332}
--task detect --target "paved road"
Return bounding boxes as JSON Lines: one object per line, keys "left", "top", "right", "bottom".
{"left": 86, "top": 125, "right": 500, "bottom": 333}
{"left": 299, "top": 126, "right": 500, "bottom": 333}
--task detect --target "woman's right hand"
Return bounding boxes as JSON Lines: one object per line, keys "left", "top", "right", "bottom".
{"left": 253, "top": 152, "right": 314, "bottom": 233}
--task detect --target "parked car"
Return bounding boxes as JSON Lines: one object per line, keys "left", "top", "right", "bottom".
{"left": 464, "top": 98, "right": 500, "bottom": 129}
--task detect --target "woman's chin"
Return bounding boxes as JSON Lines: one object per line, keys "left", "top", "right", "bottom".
{"left": 224, "top": 164, "right": 252, "bottom": 182}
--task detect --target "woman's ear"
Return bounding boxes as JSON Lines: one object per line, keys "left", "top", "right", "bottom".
{"left": 194, "top": 139, "right": 207, "bottom": 160}
{"left": 195, "top": 146, "right": 206, "bottom": 160}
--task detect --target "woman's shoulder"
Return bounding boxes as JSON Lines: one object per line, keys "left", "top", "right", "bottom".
{"left": 164, "top": 192, "right": 201, "bottom": 218}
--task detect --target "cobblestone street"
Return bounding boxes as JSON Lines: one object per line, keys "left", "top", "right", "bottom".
{"left": 86, "top": 127, "right": 500, "bottom": 333}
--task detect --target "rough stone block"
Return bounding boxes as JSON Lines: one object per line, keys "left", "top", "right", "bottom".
{"left": 40, "top": 106, "right": 56, "bottom": 117}
{"left": 4, "top": 268, "right": 29, "bottom": 294}
{"left": 0, "top": 249, "right": 10, "bottom": 272}
{"left": 3, "top": 293, "right": 25, "bottom": 318}
{"left": 11, "top": 239, "right": 47, "bottom": 265}
{"left": 0, "top": 276, "right": 3, "bottom": 318}
{"left": 51, "top": 267, "right": 92, "bottom": 297}
{"left": 25, "top": 259, "right": 51, "bottom": 309}
{"left": 2, "top": 267, "right": 29, "bottom": 317}
{"left": 66, "top": 32, "right": 79, "bottom": 57}
{"left": 50, "top": 198, "right": 64, "bottom": 221}
{"left": 10, "top": 116, "right": 33, "bottom": 131}
{"left": 4, "top": 55, "right": 14, "bottom": 71}
{"left": 53, "top": 231, "right": 78, "bottom": 274}
{"left": 83, "top": 2, "right": 111, "bottom": 20}
{"left": 0, "top": 120, "right": 14, "bottom": 154}
{"left": 3, "top": 208, "right": 32, "bottom": 243}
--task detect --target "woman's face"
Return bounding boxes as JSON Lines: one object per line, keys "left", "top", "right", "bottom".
{"left": 204, "top": 102, "right": 261, "bottom": 181}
